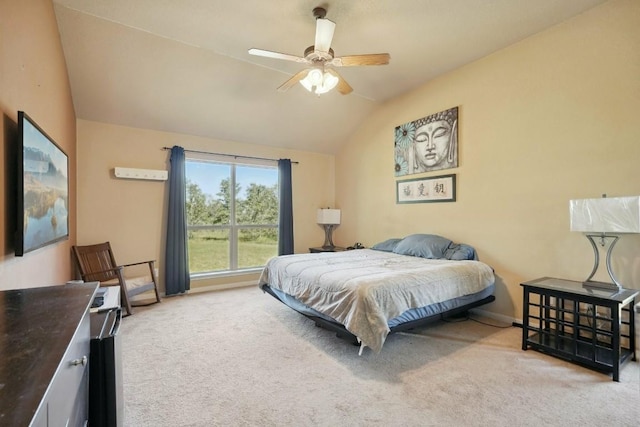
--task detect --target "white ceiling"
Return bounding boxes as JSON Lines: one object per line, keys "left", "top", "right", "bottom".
{"left": 53, "top": 0, "right": 606, "bottom": 154}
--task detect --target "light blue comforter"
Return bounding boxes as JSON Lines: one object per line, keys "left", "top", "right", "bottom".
{"left": 258, "top": 249, "right": 495, "bottom": 353}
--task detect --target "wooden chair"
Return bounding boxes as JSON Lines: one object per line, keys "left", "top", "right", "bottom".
{"left": 72, "top": 242, "right": 161, "bottom": 316}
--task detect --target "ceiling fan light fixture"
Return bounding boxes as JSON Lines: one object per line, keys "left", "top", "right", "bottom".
{"left": 319, "top": 71, "right": 339, "bottom": 94}
{"left": 249, "top": 6, "right": 389, "bottom": 96}
{"left": 308, "top": 68, "right": 324, "bottom": 85}
{"left": 300, "top": 68, "right": 339, "bottom": 95}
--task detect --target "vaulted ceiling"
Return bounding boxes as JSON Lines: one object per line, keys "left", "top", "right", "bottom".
{"left": 53, "top": 0, "right": 606, "bottom": 154}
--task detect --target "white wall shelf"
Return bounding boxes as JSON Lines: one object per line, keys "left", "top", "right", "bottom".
{"left": 114, "top": 167, "right": 168, "bottom": 181}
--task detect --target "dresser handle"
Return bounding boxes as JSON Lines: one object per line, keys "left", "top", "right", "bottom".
{"left": 70, "top": 355, "right": 87, "bottom": 367}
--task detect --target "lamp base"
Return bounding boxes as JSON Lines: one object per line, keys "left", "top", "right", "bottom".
{"left": 581, "top": 280, "right": 622, "bottom": 292}
{"left": 322, "top": 224, "right": 336, "bottom": 249}
{"left": 582, "top": 234, "right": 625, "bottom": 292}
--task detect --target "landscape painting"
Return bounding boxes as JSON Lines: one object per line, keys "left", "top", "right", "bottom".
{"left": 19, "top": 112, "right": 69, "bottom": 255}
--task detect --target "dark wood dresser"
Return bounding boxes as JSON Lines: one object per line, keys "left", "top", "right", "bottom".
{"left": 0, "top": 283, "right": 98, "bottom": 426}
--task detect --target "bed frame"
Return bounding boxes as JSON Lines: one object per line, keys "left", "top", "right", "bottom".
{"left": 261, "top": 284, "right": 496, "bottom": 346}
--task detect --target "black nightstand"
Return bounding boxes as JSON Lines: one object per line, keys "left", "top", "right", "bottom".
{"left": 521, "top": 277, "right": 637, "bottom": 381}
{"left": 309, "top": 246, "right": 346, "bottom": 253}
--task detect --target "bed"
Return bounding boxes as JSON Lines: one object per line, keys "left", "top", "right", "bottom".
{"left": 258, "top": 234, "right": 496, "bottom": 353}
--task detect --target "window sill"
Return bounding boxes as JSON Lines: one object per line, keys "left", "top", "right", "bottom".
{"left": 190, "top": 267, "right": 263, "bottom": 281}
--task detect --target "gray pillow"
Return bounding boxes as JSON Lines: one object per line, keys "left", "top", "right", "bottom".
{"left": 392, "top": 234, "right": 453, "bottom": 259}
{"left": 371, "top": 238, "right": 402, "bottom": 252}
{"left": 444, "top": 243, "right": 478, "bottom": 260}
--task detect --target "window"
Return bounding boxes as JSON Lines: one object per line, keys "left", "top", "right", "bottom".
{"left": 185, "top": 158, "right": 279, "bottom": 275}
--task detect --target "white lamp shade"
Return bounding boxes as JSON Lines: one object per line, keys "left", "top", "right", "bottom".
{"left": 315, "top": 72, "right": 338, "bottom": 94}
{"left": 317, "top": 208, "right": 341, "bottom": 225}
{"left": 300, "top": 70, "right": 339, "bottom": 95}
{"left": 570, "top": 196, "right": 640, "bottom": 233}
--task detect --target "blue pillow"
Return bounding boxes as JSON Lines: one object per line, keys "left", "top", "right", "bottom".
{"left": 371, "top": 238, "right": 402, "bottom": 252}
{"left": 444, "top": 243, "right": 478, "bottom": 260}
{"left": 392, "top": 234, "right": 453, "bottom": 259}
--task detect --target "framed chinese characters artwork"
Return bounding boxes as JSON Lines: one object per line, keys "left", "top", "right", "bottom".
{"left": 396, "top": 174, "right": 456, "bottom": 204}
{"left": 394, "top": 106, "right": 458, "bottom": 177}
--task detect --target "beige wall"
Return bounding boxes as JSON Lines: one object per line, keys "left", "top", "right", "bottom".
{"left": 4, "top": 0, "right": 635, "bottom": 320}
{"left": 335, "top": 0, "right": 640, "bottom": 320}
{"left": 76, "top": 119, "right": 335, "bottom": 292}
{"left": 0, "top": 0, "right": 77, "bottom": 290}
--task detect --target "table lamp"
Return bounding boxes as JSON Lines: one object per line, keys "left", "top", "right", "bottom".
{"left": 569, "top": 195, "right": 640, "bottom": 290}
{"left": 317, "top": 208, "right": 341, "bottom": 249}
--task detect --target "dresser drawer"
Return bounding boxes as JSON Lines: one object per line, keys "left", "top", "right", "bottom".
{"left": 46, "top": 310, "right": 91, "bottom": 426}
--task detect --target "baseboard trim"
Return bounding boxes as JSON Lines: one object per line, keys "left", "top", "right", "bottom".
{"left": 188, "top": 280, "right": 256, "bottom": 294}
{"left": 470, "top": 307, "right": 518, "bottom": 325}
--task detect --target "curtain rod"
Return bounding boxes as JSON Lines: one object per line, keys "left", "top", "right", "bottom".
{"left": 161, "top": 147, "right": 298, "bottom": 164}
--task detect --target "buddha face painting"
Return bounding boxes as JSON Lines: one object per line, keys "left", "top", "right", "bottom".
{"left": 412, "top": 107, "right": 458, "bottom": 173}
{"left": 394, "top": 106, "right": 458, "bottom": 176}
{"left": 414, "top": 119, "right": 452, "bottom": 168}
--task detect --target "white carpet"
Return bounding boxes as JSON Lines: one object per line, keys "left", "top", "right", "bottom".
{"left": 121, "top": 286, "right": 640, "bottom": 426}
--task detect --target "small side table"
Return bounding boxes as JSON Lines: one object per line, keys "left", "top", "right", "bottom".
{"left": 90, "top": 285, "right": 121, "bottom": 313}
{"left": 309, "top": 246, "right": 346, "bottom": 253}
{"left": 521, "top": 277, "right": 637, "bottom": 381}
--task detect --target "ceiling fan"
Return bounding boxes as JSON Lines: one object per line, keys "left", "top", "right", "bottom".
{"left": 248, "top": 6, "right": 390, "bottom": 95}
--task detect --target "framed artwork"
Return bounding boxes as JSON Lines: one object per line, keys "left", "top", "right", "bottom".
{"left": 394, "top": 106, "right": 458, "bottom": 177}
{"left": 16, "top": 111, "right": 69, "bottom": 255}
{"left": 396, "top": 174, "right": 456, "bottom": 204}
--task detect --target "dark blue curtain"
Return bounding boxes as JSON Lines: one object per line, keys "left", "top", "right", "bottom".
{"left": 278, "top": 159, "right": 294, "bottom": 255}
{"left": 164, "top": 146, "right": 190, "bottom": 295}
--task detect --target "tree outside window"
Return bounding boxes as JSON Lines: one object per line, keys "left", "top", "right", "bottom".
{"left": 185, "top": 160, "right": 278, "bottom": 274}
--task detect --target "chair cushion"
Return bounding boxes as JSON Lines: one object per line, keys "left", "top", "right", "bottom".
{"left": 125, "top": 275, "right": 156, "bottom": 294}
{"left": 102, "top": 275, "right": 156, "bottom": 296}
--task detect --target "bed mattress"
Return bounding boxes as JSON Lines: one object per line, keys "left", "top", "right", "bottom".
{"left": 258, "top": 249, "right": 495, "bottom": 352}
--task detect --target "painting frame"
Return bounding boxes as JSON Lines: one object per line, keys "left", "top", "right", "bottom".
{"left": 396, "top": 174, "right": 456, "bottom": 204}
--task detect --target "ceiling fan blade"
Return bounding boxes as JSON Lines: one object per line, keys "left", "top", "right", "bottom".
{"left": 277, "top": 69, "right": 310, "bottom": 92}
{"left": 248, "top": 48, "right": 308, "bottom": 64}
{"left": 314, "top": 18, "right": 336, "bottom": 53}
{"left": 331, "top": 53, "right": 390, "bottom": 67}
{"left": 325, "top": 69, "right": 353, "bottom": 95}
